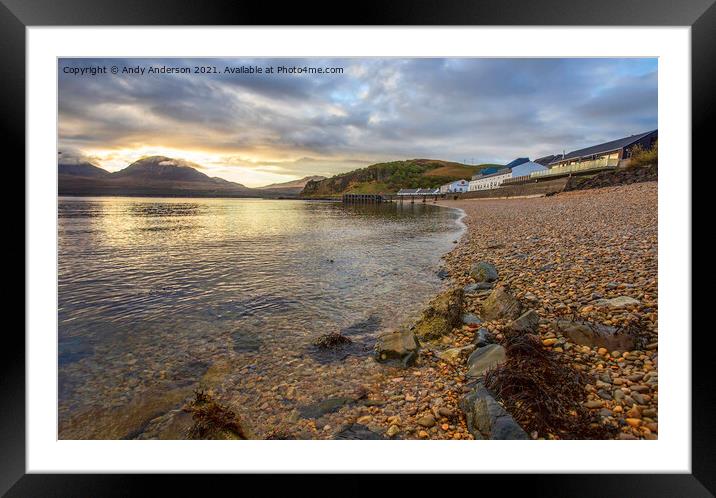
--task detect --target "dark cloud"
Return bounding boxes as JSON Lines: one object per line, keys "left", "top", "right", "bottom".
{"left": 58, "top": 57, "right": 658, "bottom": 182}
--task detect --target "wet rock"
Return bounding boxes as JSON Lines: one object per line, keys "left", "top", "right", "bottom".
{"left": 374, "top": 329, "right": 419, "bottom": 366}
{"left": 464, "top": 282, "right": 494, "bottom": 294}
{"left": 298, "top": 396, "right": 354, "bottom": 419}
{"left": 508, "top": 309, "right": 540, "bottom": 333}
{"left": 334, "top": 423, "right": 385, "bottom": 440}
{"left": 466, "top": 343, "right": 506, "bottom": 378}
{"left": 554, "top": 320, "right": 635, "bottom": 351}
{"left": 470, "top": 261, "right": 499, "bottom": 283}
{"left": 460, "top": 383, "right": 528, "bottom": 440}
{"left": 135, "top": 408, "right": 194, "bottom": 440}
{"left": 461, "top": 313, "right": 482, "bottom": 325}
{"left": 473, "top": 328, "right": 495, "bottom": 348}
{"left": 231, "top": 331, "right": 261, "bottom": 353}
{"left": 436, "top": 269, "right": 450, "bottom": 280}
{"left": 592, "top": 296, "right": 641, "bottom": 309}
{"left": 413, "top": 287, "right": 464, "bottom": 341}
{"left": 437, "top": 344, "right": 475, "bottom": 364}
{"left": 481, "top": 285, "right": 523, "bottom": 321}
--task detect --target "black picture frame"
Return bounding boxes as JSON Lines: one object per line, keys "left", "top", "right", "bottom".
{"left": 4, "top": 0, "right": 709, "bottom": 495}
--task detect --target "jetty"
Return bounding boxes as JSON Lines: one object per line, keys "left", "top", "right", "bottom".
{"left": 342, "top": 193, "right": 392, "bottom": 203}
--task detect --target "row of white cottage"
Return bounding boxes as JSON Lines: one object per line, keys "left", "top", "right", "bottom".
{"left": 443, "top": 160, "right": 549, "bottom": 193}
{"left": 396, "top": 159, "right": 549, "bottom": 196}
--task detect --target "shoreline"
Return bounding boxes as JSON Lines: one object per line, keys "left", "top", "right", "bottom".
{"left": 363, "top": 181, "right": 658, "bottom": 440}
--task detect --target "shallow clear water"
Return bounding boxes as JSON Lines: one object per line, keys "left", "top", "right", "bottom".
{"left": 58, "top": 196, "right": 463, "bottom": 438}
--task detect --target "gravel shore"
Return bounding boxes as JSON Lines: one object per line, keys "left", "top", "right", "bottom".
{"left": 360, "top": 181, "right": 658, "bottom": 440}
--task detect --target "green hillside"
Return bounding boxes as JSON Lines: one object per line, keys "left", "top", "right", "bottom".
{"left": 300, "top": 159, "right": 500, "bottom": 198}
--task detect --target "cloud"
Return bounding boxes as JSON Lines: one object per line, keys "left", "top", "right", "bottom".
{"left": 58, "top": 57, "right": 658, "bottom": 185}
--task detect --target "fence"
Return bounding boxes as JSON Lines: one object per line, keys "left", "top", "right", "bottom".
{"left": 530, "top": 157, "right": 619, "bottom": 179}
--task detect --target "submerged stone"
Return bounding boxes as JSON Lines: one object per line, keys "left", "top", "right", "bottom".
{"left": 298, "top": 396, "right": 354, "bottom": 419}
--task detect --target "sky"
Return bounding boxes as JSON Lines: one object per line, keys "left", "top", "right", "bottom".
{"left": 58, "top": 58, "right": 657, "bottom": 187}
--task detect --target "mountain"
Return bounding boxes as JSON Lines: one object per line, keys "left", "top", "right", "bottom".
{"left": 58, "top": 161, "right": 110, "bottom": 177}
{"left": 59, "top": 155, "right": 259, "bottom": 197}
{"left": 300, "top": 159, "right": 494, "bottom": 198}
{"left": 257, "top": 175, "right": 327, "bottom": 195}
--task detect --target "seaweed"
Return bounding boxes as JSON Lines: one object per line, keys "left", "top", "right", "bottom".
{"left": 312, "top": 332, "right": 352, "bottom": 349}
{"left": 484, "top": 334, "right": 617, "bottom": 439}
{"left": 186, "top": 389, "right": 251, "bottom": 440}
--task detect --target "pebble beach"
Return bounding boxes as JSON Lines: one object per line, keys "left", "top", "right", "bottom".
{"left": 356, "top": 180, "right": 658, "bottom": 440}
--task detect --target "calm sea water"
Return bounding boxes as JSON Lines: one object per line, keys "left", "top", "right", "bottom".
{"left": 58, "top": 196, "right": 463, "bottom": 438}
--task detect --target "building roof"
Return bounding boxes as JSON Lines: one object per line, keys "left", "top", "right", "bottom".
{"left": 534, "top": 154, "right": 559, "bottom": 166}
{"left": 417, "top": 188, "right": 438, "bottom": 194}
{"left": 471, "top": 168, "right": 511, "bottom": 181}
{"left": 511, "top": 161, "right": 548, "bottom": 177}
{"left": 550, "top": 130, "right": 657, "bottom": 164}
{"left": 505, "top": 157, "right": 530, "bottom": 168}
{"left": 397, "top": 188, "right": 419, "bottom": 194}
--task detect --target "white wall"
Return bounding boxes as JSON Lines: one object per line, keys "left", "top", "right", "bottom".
{"left": 468, "top": 172, "right": 512, "bottom": 191}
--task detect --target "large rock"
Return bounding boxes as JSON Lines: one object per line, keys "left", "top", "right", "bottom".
{"left": 413, "top": 287, "right": 464, "bottom": 341}
{"left": 508, "top": 309, "right": 540, "bottom": 333}
{"left": 470, "top": 262, "right": 499, "bottom": 283}
{"left": 460, "top": 383, "right": 529, "bottom": 440}
{"left": 374, "top": 329, "right": 419, "bottom": 366}
{"left": 592, "top": 296, "right": 641, "bottom": 309}
{"left": 481, "top": 285, "right": 523, "bottom": 321}
{"left": 554, "top": 320, "right": 635, "bottom": 351}
{"left": 466, "top": 343, "right": 506, "bottom": 378}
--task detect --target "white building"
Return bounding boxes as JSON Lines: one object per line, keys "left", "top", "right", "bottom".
{"left": 469, "top": 168, "right": 512, "bottom": 191}
{"left": 468, "top": 161, "right": 548, "bottom": 191}
{"left": 440, "top": 179, "right": 470, "bottom": 193}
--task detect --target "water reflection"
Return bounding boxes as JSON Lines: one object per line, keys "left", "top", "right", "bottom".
{"left": 58, "top": 196, "right": 462, "bottom": 438}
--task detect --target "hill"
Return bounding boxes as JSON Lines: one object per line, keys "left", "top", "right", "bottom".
{"left": 257, "top": 175, "right": 327, "bottom": 195}
{"left": 59, "top": 161, "right": 110, "bottom": 178}
{"left": 300, "top": 159, "right": 498, "bottom": 198}
{"left": 58, "top": 156, "right": 260, "bottom": 197}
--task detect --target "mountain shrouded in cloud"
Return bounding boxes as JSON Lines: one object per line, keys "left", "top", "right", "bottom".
{"left": 58, "top": 58, "right": 657, "bottom": 187}
{"left": 58, "top": 155, "right": 259, "bottom": 197}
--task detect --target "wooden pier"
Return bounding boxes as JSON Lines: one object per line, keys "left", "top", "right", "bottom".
{"left": 342, "top": 193, "right": 392, "bottom": 203}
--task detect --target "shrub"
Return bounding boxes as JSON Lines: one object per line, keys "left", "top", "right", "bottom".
{"left": 628, "top": 141, "right": 658, "bottom": 167}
